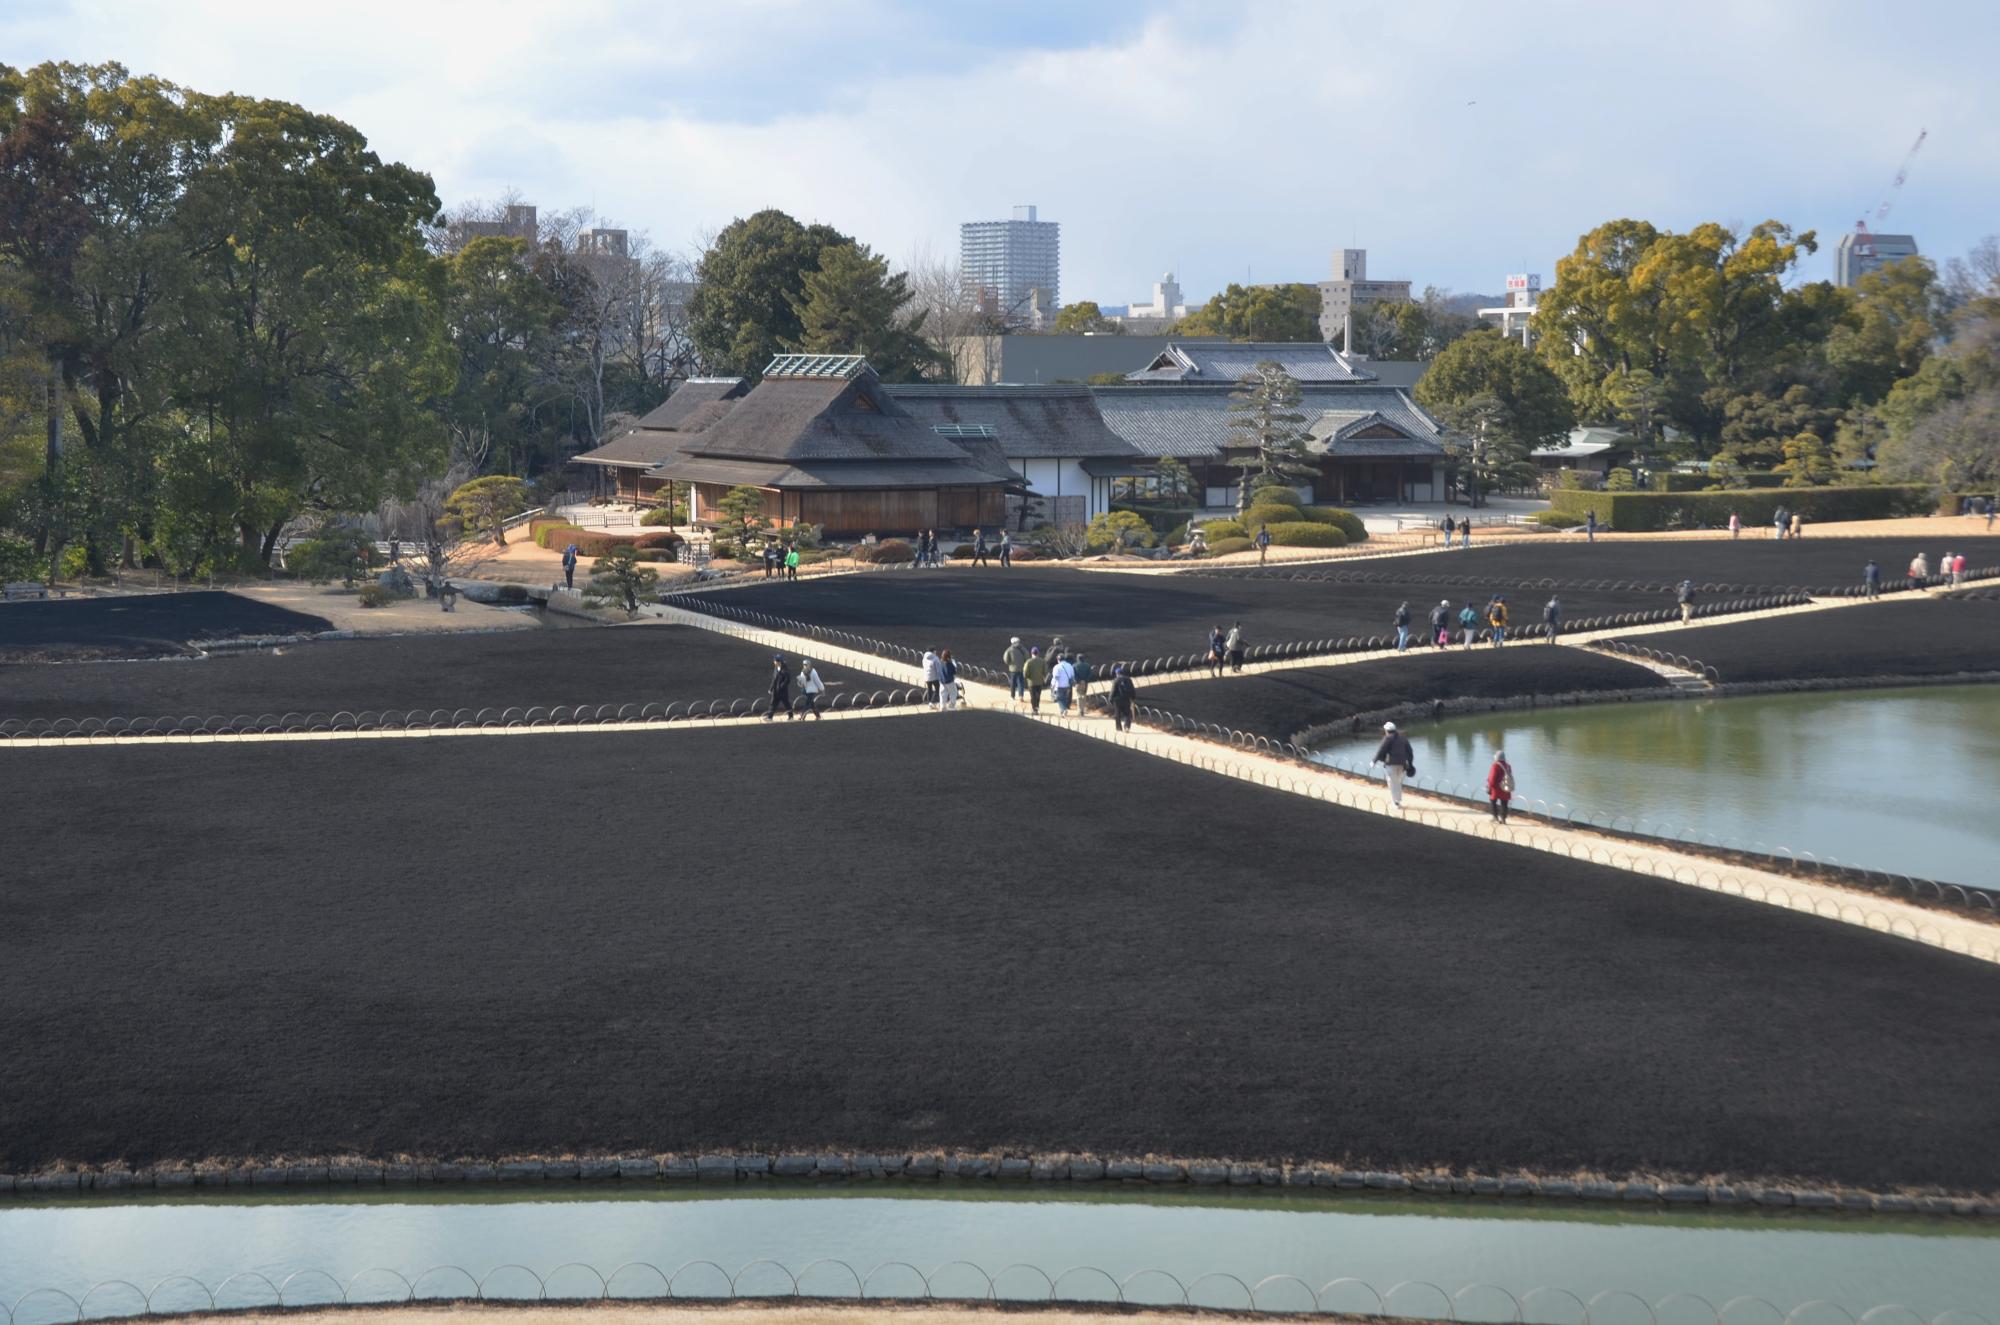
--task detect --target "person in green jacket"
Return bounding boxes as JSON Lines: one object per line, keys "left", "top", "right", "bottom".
{"left": 783, "top": 547, "right": 800, "bottom": 581}
{"left": 1022, "top": 646, "right": 1050, "bottom": 715}
{"left": 1002, "top": 636, "right": 1028, "bottom": 702}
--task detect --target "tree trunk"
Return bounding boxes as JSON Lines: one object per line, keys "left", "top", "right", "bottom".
{"left": 41, "top": 361, "right": 63, "bottom": 584}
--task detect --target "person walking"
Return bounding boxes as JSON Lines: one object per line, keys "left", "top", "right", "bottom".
{"left": 1728, "top": 511, "right": 1740, "bottom": 539}
{"left": 1003, "top": 636, "right": 1028, "bottom": 702}
{"left": 1585, "top": 509, "right": 1597, "bottom": 544}
{"left": 1208, "top": 625, "right": 1227, "bottom": 678}
{"left": 937, "top": 649, "right": 960, "bottom": 711}
{"left": 1371, "top": 721, "right": 1415, "bottom": 811}
{"left": 1460, "top": 520, "right": 1472, "bottom": 548}
{"left": 1225, "top": 621, "right": 1246, "bottom": 673}
{"left": 1952, "top": 551, "right": 1967, "bottom": 588}
{"left": 1908, "top": 551, "right": 1928, "bottom": 588}
{"left": 1023, "top": 646, "right": 1049, "bottom": 714}
{"left": 1110, "top": 664, "right": 1137, "bottom": 731}
{"left": 1393, "top": 601, "right": 1412, "bottom": 652}
{"left": 1863, "top": 559, "right": 1881, "bottom": 600}
{"left": 766, "top": 655, "right": 794, "bottom": 721}
{"left": 1486, "top": 750, "right": 1515, "bottom": 823}
{"left": 1986, "top": 497, "right": 1995, "bottom": 531}
{"left": 1677, "top": 578, "right": 1696, "bottom": 623}
{"left": 998, "top": 528, "right": 1013, "bottom": 567}
{"left": 796, "top": 659, "right": 826, "bottom": 719}
{"left": 1543, "top": 594, "right": 1562, "bottom": 643}
{"left": 973, "top": 528, "right": 989, "bottom": 567}
{"left": 1773, "top": 507, "right": 1787, "bottom": 540}
{"left": 1442, "top": 514, "right": 1455, "bottom": 545}
{"left": 784, "top": 545, "right": 800, "bottom": 581}
{"left": 1428, "top": 599, "right": 1451, "bottom": 649}
{"left": 921, "top": 649, "right": 941, "bottom": 706}
{"left": 1073, "top": 652, "right": 1093, "bottom": 708}
{"left": 1487, "top": 596, "right": 1509, "bottom": 646}
{"left": 1458, "top": 601, "right": 1480, "bottom": 647}
{"left": 1051, "top": 652, "right": 1076, "bottom": 715}
{"left": 1255, "top": 524, "right": 1272, "bottom": 565}
{"left": 561, "top": 542, "right": 579, "bottom": 590}
{"left": 1789, "top": 511, "right": 1803, "bottom": 540}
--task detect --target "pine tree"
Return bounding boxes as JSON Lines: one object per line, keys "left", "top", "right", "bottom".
{"left": 1225, "top": 363, "right": 1315, "bottom": 517}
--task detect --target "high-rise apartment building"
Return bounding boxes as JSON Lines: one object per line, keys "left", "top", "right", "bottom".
{"left": 961, "top": 205, "right": 1060, "bottom": 328}
{"left": 1316, "top": 248, "right": 1411, "bottom": 345}
{"left": 1835, "top": 230, "right": 1919, "bottom": 287}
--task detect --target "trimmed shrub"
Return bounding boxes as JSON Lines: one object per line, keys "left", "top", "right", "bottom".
{"left": 1111, "top": 503, "right": 1199, "bottom": 536}
{"left": 1266, "top": 521, "right": 1348, "bottom": 548}
{"left": 1301, "top": 506, "right": 1368, "bottom": 542}
{"left": 632, "top": 531, "right": 685, "bottom": 551}
{"left": 355, "top": 583, "right": 395, "bottom": 608}
{"left": 529, "top": 517, "right": 580, "bottom": 546}
{"left": 1242, "top": 502, "right": 1304, "bottom": 528}
{"left": 1085, "top": 510, "right": 1158, "bottom": 551}
{"left": 533, "top": 522, "right": 584, "bottom": 550}
{"left": 1547, "top": 484, "right": 1933, "bottom": 532}
{"left": 1206, "top": 537, "right": 1254, "bottom": 557}
{"left": 639, "top": 504, "right": 687, "bottom": 526}
{"left": 1196, "top": 519, "right": 1247, "bottom": 542}
{"left": 1533, "top": 511, "right": 1579, "bottom": 529}
{"left": 949, "top": 543, "right": 976, "bottom": 559}
{"left": 852, "top": 539, "right": 916, "bottom": 564}
{"left": 1009, "top": 547, "right": 1040, "bottom": 562}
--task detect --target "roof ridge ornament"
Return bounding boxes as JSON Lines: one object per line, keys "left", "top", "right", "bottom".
{"left": 762, "top": 354, "right": 871, "bottom": 380}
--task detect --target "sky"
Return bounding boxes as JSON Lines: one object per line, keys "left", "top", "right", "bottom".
{"left": 6, "top": 0, "right": 1997, "bottom": 305}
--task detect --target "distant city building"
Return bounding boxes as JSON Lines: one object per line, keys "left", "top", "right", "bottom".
{"left": 1835, "top": 230, "right": 1919, "bottom": 287}
{"left": 1477, "top": 274, "right": 1541, "bottom": 345}
{"left": 1316, "top": 249, "right": 1412, "bottom": 345}
{"left": 1110, "top": 270, "right": 1194, "bottom": 333}
{"left": 449, "top": 202, "right": 540, "bottom": 249}
{"left": 961, "top": 205, "right": 1060, "bottom": 328}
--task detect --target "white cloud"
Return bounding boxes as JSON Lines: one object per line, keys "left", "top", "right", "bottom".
{"left": 7, "top": 0, "right": 1996, "bottom": 300}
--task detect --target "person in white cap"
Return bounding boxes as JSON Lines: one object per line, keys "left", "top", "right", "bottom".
{"left": 1002, "top": 636, "right": 1028, "bottom": 702}
{"left": 1371, "top": 720, "right": 1415, "bottom": 810}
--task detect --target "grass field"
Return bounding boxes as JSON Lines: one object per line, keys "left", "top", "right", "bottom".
{"left": 1611, "top": 597, "right": 2000, "bottom": 684}
{"left": 5, "top": 713, "right": 1997, "bottom": 1191}
{"left": 1137, "top": 649, "right": 1668, "bottom": 741}
{"left": 0, "top": 625, "right": 898, "bottom": 722}
{"left": 682, "top": 570, "right": 1688, "bottom": 674}
{"left": 0, "top": 591, "right": 333, "bottom": 662}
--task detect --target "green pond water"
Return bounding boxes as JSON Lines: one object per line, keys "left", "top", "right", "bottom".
{"left": 3, "top": 1185, "right": 1997, "bottom": 1320}
{"left": 1322, "top": 684, "right": 2000, "bottom": 888}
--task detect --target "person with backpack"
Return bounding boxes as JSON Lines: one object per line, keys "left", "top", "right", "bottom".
{"left": 937, "top": 649, "right": 960, "bottom": 711}
{"left": 766, "top": 655, "right": 794, "bottom": 721}
{"left": 1393, "top": 601, "right": 1412, "bottom": 652}
{"left": 1487, "top": 750, "right": 1515, "bottom": 823}
{"left": 1023, "top": 647, "right": 1049, "bottom": 714}
{"left": 1109, "top": 664, "right": 1137, "bottom": 731}
{"left": 1073, "top": 652, "right": 1094, "bottom": 708}
{"left": 562, "top": 542, "right": 579, "bottom": 590}
{"left": 1428, "top": 599, "right": 1451, "bottom": 648}
{"left": 1003, "top": 636, "right": 1028, "bottom": 701}
{"left": 1543, "top": 595, "right": 1562, "bottom": 643}
{"left": 795, "top": 659, "right": 826, "bottom": 720}
{"left": 1487, "top": 596, "right": 1509, "bottom": 646}
{"left": 1051, "top": 652, "right": 1077, "bottom": 715}
{"left": 1458, "top": 601, "right": 1480, "bottom": 648}
{"left": 1677, "top": 579, "right": 1696, "bottom": 624}
{"left": 1371, "top": 720, "right": 1415, "bottom": 811}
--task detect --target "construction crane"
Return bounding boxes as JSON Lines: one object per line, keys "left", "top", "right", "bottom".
{"left": 1854, "top": 129, "right": 1926, "bottom": 258}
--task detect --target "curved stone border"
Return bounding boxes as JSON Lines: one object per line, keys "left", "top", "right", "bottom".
{"left": 4, "top": 1151, "right": 1996, "bottom": 1216}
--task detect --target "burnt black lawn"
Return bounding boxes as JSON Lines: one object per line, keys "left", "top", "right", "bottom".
{"left": 1139, "top": 649, "right": 1670, "bottom": 742}
{"left": 0, "top": 591, "right": 333, "bottom": 663}
{"left": 0, "top": 625, "right": 898, "bottom": 723}
{"left": 1611, "top": 598, "right": 2000, "bottom": 684}
{"left": 4, "top": 712, "right": 1997, "bottom": 1191}
{"left": 681, "top": 569, "right": 1684, "bottom": 674}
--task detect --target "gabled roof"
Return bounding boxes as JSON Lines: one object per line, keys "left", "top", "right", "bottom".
{"left": 632, "top": 377, "right": 747, "bottom": 430}
{"left": 1091, "top": 384, "right": 1446, "bottom": 459}
{"left": 572, "top": 430, "right": 689, "bottom": 469}
{"left": 1125, "top": 342, "right": 1378, "bottom": 384}
{"left": 884, "top": 384, "right": 1143, "bottom": 460}
{"left": 678, "top": 370, "right": 974, "bottom": 465}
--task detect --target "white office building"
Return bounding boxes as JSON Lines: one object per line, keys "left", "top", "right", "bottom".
{"left": 961, "top": 205, "right": 1061, "bottom": 328}
{"left": 1477, "top": 274, "right": 1541, "bottom": 345}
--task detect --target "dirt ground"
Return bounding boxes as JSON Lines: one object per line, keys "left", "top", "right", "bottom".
{"left": 1612, "top": 596, "right": 2000, "bottom": 684}
{"left": 169, "top": 1306, "right": 1380, "bottom": 1325}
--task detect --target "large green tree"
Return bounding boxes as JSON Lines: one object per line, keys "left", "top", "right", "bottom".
{"left": 1052, "top": 300, "right": 1120, "bottom": 335}
{"left": 1173, "top": 283, "right": 1321, "bottom": 342}
{"left": 1415, "top": 330, "right": 1574, "bottom": 450}
{"left": 1224, "top": 361, "right": 1314, "bottom": 516}
{"left": 687, "top": 208, "right": 851, "bottom": 379}
{"left": 440, "top": 235, "right": 562, "bottom": 475}
{"left": 788, "top": 241, "right": 943, "bottom": 382}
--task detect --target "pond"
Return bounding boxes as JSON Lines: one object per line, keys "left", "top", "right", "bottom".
{"left": 1318, "top": 684, "right": 2000, "bottom": 888}
{"left": 2, "top": 1186, "right": 1996, "bottom": 1322}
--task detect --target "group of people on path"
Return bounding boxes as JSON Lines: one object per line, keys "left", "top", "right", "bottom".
{"left": 764, "top": 655, "right": 828, "bottom": 720}
{"left": 1394, "top": 596, "right": 1531, "bottom": 650}
{"left": 1000, "top": 636, "right": 1137, "bottom": 726}
{"left": 1438, "top": 515, "right": 1474, "bottom": 548}
{"left": 760, "top": 544, "right": 802, "bottom": 580}
{"left": 1369, "top": 720, "right": 1514, "bottom": 821}
{"left": 907, "top": 528, "right": 1014, "bottom": 568}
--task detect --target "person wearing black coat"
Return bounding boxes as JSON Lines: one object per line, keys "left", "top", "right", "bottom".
{"left": 1371, "top": 720, "right": 1415, "bottom": 810}
{"left": 766, "top": 655, "right": 794, "bottom": 721}
{"left": 1109, "top": 665, "right": 1137, "bottom": 731}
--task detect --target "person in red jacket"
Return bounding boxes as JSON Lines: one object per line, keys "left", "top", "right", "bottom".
{"left": 1486, "top": 750, "right": 1515, "bottom": 823}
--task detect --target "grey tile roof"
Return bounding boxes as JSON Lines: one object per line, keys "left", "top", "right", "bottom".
{"left": 573, "top": 430, "right": 688, "bottom": 468}
{"left": 1125, "top": 342, "right": 1379, "bottom": 384}
{"left": 680, "top": 372, "right": 973, "bottom": 465}
{"left": 652, "top": 455, "right": 1011, "bottom": 491}
{"left": 1092, "top": 385, "right": 1446, "bottom": 460}
{"left": 883, "top": 384, "right": 1142, "bottom": 460}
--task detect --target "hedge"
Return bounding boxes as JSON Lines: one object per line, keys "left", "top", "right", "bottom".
{"left": 1111, "top": 503, "right": 1199, "bottom": 536}
{"left": 1548, "top": 485, "right": 1934, "bottom": 532}
{"left": 1207, "top": 537, "right": 1253, "bottom": 557}
{"left": 1242, "top": 502, "right": 1304, "bottom": 528}
{"left": 1650, "top": 471, "right": 1789, "bottom": 492}
{"left": 1302, "top": 506, "right": 1368, "bottom": 542}
{"left": 529, "top": 519, "right": 580, "bottom": 548}
{"left": 1197, "top": 519, "right": 1247, "bottom": 541}
{"left": 533, "top": 524, "right": 684, "bottom": 556}
{"left": 1266, "top": 521, "right": 1348, "bottom": 548}
{"left": 851, "top": 539, "right": 915, "bottom": 564}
